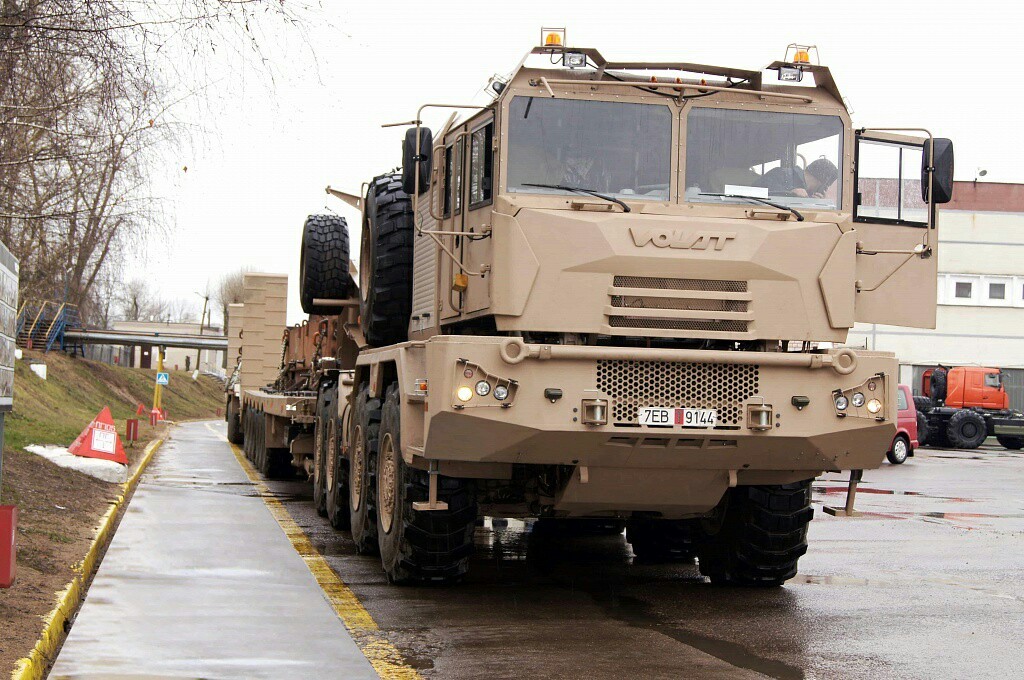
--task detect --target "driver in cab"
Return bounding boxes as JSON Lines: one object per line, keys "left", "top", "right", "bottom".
{"left": 762, "top": 157, "right": 838, "bottom": 198}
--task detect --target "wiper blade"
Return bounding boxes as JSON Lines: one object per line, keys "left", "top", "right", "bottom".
{"left": 522, "top": 182, "right": 631, "bottom": 213}
{"left": 698, "top": 193, "right": 804, "bottom": 222}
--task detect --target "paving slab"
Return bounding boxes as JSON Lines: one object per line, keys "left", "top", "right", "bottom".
{"left": 50, "top": 421, "right": 376, "bottom": 680}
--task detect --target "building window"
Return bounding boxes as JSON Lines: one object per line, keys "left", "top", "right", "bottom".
{"left": 989, "top": 282, "right": 1006, "bottom": 300}
{"left": 955, "top": 282, "right": 972, "bottom": 299}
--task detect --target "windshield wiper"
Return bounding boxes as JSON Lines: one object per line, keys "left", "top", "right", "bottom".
{"left": 698, "top": 193, "right": 804, "bottom": 222}
{"left": 523, "top": 182, "right": 631, "bottom": 213}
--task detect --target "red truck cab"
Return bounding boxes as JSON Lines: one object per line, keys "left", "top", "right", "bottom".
{"left": 888, "top": 384, "right": 920, "bottom": 464}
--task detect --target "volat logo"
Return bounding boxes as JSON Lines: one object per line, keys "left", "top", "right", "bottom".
{"left": 630, "top": 227, "right": 736, "bottom": 251}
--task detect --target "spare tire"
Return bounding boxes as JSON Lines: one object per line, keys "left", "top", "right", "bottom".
{"left": 996, "top": 435, "right": 1024, "bottom": 450}
{"left": 360, "top": 173, "right": 414, "bottom": 347}
{"left": 300, "top": 215, "right": 351, "bottom": 315}
{"left": 913, "top": 395, "right": 933, "bottom": 414}
{"left": 946, "top": 409, "right": 987, "bottom": 449}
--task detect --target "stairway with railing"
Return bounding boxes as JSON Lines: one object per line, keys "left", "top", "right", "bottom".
{"left": 16, "top": 301, "right": 84, "bottom": 354}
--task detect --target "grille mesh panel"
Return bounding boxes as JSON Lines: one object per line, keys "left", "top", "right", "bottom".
{"left": 613, "top": 276, "right": 748, "bottom": 293}
{"left": 609, "top": 317, "right": 749, "bottom": 332}
{"left": 596, "top": 359, "right": 760, "bottom": 426}
{"left": 610, "top": 296, "right": 749, "bottom": 312}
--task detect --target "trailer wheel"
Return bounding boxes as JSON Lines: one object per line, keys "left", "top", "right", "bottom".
{"left": 696, "top": 480, "right": 813, "bottom": 587}
{"left": 887, "top": 435, "right": 910, "bottom": 464}
{"left": 996, "top": 435, "right": 1024, "bottom": 450}
{"left": 946, "top": 410, "right": 987, "bottom": 449}
{"left": 325, "top": 409, "right": 351, "bottom": 531}
{"left": 913, "top": 395, "right": 933, "bottom": 413}
{"left": 299, "top": 214, "right": 351, "bottom": 315}
{"left": 916, "top": 412, "right": 929, "bottom": 447}
{"left": 348, "top": 385, "right": 380, "bottom": 555}
{"left": 376, "top": 383, "right": 477, "bottom": 584}
{"left": 360, "top": 174, "right": 414, "bottom": 347}
{"left": 226, "top": 398, "right": 243, "bottom": 445}
{"left": 255, "top": 410, "right": 271, "bottom": 476}
{"left": 313, "top": 387, "right": 332, "bottom": 517}
{"left": 626, "top": 519, "right": 699, "bottom": 562}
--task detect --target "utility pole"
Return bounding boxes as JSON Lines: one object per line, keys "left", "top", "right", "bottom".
{"left": 195, "top": 291, "right": 209, "bottom": 372}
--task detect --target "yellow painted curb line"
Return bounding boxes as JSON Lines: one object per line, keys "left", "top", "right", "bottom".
{"left": 206, "top": 422, "right": 423, "bottom": 680}
{"left": 10, "top": 439, "right": 164, "bottom": 680}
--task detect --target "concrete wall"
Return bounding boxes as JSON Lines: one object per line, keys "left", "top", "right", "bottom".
{"left": 240, "top": 273, "right": 287, "bottom": 392}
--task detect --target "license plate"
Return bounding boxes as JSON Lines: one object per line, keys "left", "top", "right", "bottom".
{"left": 637, "top": 407, "right": 717, "bottom": 428}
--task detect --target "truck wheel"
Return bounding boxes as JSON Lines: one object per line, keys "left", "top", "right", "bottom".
{"left": 946, "top": 410, "right": 987, "bottom": 449}
{"left": 227, "top": 398, "right": 243, "bottom": 445}
{"left": 349, "top": 385, "right": 380, "bottom": 554}
{"left": 325, "top": 409, "right": 351, "bottom": 530}
{"left": 313, "top": 387, "right": 333, "bottom": 517}
{"left": 376, "top": 383, "right": 477, "bottom": 584}
{"left": 696, "top": 481, "right": 813, "bottom": 587}
{"left": 916, "top": 412, "right": 929, "bottom": 447}
{"left": 887, "top": 435, "right": 910, "bottom": 464}
{"left": 299, "top": 214, "right": 351, "bottom": 315}
{"left": 996, "top": 435, "right": 1024, "bottom": 450}
{"left": 913, "top": 395, "right": 933, "bottom": 413}
{"left": 626, "top": 519, "right": 698, "bottom": 562}
{"left": 256, "top": 411, "right": 271, "bottom": 476}
{"left": 360, "top": 174, "right": 414, "bottom": 347}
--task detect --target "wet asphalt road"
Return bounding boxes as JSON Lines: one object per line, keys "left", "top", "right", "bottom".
{"left": 262, "top": 442, "right": 1024, "bottom": 680}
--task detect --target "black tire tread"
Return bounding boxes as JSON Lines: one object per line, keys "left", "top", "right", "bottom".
{"left": 361, "top": 174, "right": 414, "bottom": 347}
{"left": 349, "top": 385, "right": 380, "bottom": 554}
{"left": 946, "top": 409, "right": 987, "bottom": 449}
{"left": 300, "top": 214, "right": 351, "bottom": 315}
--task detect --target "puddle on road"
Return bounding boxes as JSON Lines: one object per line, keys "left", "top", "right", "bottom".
{"left": 812, "top": 486, "right": 977, "bottom": 502}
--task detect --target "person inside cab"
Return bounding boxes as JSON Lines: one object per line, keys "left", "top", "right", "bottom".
{"left": 761, "top": 157, "right": 839, "bottom": 198}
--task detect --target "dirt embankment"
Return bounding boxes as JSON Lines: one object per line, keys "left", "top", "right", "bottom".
{"left": 0, "top": 351, "right": 226, "bottom": 675}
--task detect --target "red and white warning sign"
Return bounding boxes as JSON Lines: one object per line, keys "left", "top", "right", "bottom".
{"left": 68, "top": 407, "right": 129, "bottom": 465}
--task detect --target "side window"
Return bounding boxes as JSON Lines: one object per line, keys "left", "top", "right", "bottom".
{"left": 854, "top": 137, "right": 928, "bottom": 225}
{"left": 897, "top": 389, "right": 908, "bottom": 411}
{"left": 468, "top": 122, "right": 493, "bottom": 209}
{"left": 984, "top": 373, "right": 1001, "bottom": 389}
{"left": 443, "top": 140, "right": 464, "bottom": 218}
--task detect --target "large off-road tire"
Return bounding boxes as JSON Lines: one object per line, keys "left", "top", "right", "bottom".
{"left": 946, "top": 410, "right": 988, "bottom": 449}
{"left": 348, "top": 385, "right": 380, "bottom": 554}
{"left": 360, "top": 174, "right": 414, "bottom": 347}
{"left": 916, "top": 411, "right": 929, "bottom": 447}
{"left": 626, "top": 519, "right": 699, "bottom": 562}
{"left": 299, "top": 214, "right": 351, "bottom": 315}
{"left": 913, "top": 395, "right": 933, "bottom": 414}
{"left": 996, "top": 435, "right": 1024, "bottom": 450}
{"left": 887, "top": 434, "right": 910, "bottom": 464}
{"left": 313, "top": 386, "right": 333, "bottom": 517}
{"left": 376, "top": 383, "right": 477, "bottom": 584}
{"left": 227, "top": 397, "right": 243, "bottom": 445}
{"left": 325, "top": 399, "right": 350, "bottom": 531}
{"left": 696, "top": 481, "right": 813, "bottom": 587}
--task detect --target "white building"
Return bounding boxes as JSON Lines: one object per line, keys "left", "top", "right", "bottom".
{"left": 111, "top": 320, "right": 225, "bottom": 373}
{"left": 846, "top": 181, "right": 1024, "bottom": 407}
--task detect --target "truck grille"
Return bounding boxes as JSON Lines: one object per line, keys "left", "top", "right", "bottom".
{"left": 596, "top": 359, "right": 760, "bottom": 427}
{"left": 607, "top": 277, "right": 752, "bottom": 335}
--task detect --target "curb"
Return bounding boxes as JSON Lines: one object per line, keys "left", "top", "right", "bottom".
{"left": 10, "top": 439, "right": 164, "bottom": 680}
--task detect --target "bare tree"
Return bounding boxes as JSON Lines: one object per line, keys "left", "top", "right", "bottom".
{"left": 214, "top": 266, "right": 251, "bottom": 331}
{"left": 115, "top": 277, "right": 166, "bottom": 322}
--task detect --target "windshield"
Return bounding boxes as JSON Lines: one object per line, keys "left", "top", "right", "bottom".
{"left": 507, "top": 97, "right": 672, "bottom": 201}
{"left": 684, "top": 108, "right": 844, "bottom": 210}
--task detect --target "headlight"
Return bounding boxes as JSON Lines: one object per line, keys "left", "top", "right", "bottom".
{"left": 851, "top": 392, "right": 865, "bottom": 407}
{"left": 835, "top": 395, "right": 849, "bottom": 411}
{"left": 475, "top": 381, "right": 491, "bottom": 397}
{"left": 456, "top": 386, "right": 473, "bottom": 402}
{"left": 866, "top": 399, "right": 882, "bottom": 414}
{"left": 493, "top": 385, "right": 509, "bottom": 401}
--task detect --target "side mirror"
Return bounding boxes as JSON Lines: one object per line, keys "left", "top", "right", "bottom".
{"left": 921, "top": 138, "right": 954, "bottom": 204}
{"left": 402, "top": 126, "right": 433, "bottom": 196}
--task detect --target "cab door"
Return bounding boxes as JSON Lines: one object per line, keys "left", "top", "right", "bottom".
{"left": 852, "top": 131, "right": 951, "bottom": 329}
{"left": 462, "top": 116, "right": 495, "bottom": 314}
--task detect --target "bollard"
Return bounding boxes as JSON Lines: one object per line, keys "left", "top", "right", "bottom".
{"left": 149, "top": 408, "right": 160, "bottom": 426}
{"left": 125, "top": 419, "right": 139, "bottom": 448}
{"left": 1, "top": 505, "right": 16, "bottom": 588}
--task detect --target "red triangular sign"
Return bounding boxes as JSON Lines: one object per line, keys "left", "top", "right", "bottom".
{"left": 68, "top": 407, "right": 129, "bottom": 465}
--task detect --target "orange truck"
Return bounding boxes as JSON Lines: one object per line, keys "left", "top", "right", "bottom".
{"left": 915, "top": 366, "right": 1024, "bottom": 450}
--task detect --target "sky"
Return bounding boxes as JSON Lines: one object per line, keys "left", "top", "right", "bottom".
{"left": 136, "top": 0, "right": 1024, "bottom": 325}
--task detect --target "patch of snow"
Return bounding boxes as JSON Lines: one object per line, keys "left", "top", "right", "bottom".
{"left": 25, "top": 445, "right": 128, "bottom": 483}
{"left": 29, "top": 363, "right": 47, "bottom": 380}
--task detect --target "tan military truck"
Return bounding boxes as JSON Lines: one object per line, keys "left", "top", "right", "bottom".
{"left": 249, "top": 37, "right": 955, "bottom": 587}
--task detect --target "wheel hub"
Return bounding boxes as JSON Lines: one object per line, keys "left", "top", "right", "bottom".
{"left": 379, "top": 433, "right": 398, "bottom": 534}
{"left": 350, "top": 425, "right": 364, "bottom": 511}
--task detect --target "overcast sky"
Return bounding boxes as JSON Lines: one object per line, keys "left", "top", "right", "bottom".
{"left": 137, "top": 0, "right": 1024, "bottom": 325}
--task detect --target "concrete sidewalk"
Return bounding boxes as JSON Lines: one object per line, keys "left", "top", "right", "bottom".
{"left": 50, "top": 421, "right": 376, "bottom": 679}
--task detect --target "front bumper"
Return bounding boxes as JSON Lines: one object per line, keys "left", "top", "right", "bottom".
{"left": 423, "top": 336, "right": 895, "bottom": 475}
